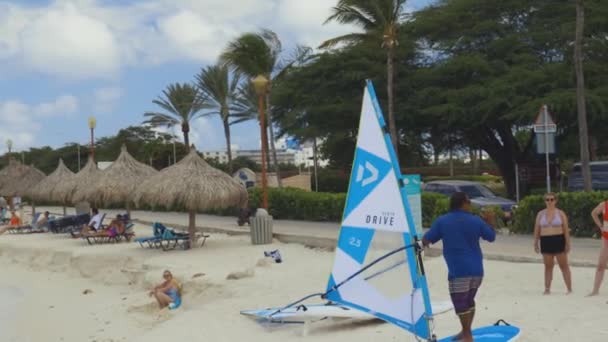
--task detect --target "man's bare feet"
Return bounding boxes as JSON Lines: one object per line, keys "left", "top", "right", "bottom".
{"left": 451, "top": 331, "right": 463, "bottom": 341}
{"left": 586, "top": 291, "right": 599, "bottom": 297}
{"left": 543, "top": 289, "right": 550, "bottom": 295}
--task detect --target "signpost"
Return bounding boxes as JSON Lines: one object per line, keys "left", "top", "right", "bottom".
{"left": 403, "top": 174, "right": 423, "bottom": 236}
{"left": 533, "top": 105, "right": 557, "bottom": 193}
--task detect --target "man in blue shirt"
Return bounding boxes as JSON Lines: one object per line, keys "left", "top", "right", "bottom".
{"left": 423, "top": 192, "right": 496, "bottom": 342}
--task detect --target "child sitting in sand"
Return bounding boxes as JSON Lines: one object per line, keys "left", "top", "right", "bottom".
{"left": 149, "top": 270, "right": 182, "bottom": 310}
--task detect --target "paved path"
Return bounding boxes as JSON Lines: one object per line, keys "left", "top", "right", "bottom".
{"left": 35, "top": 206, "right": 604, "bottom": 268}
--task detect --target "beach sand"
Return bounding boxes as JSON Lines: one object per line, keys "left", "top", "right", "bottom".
{"left": 1, "top": 222, "right": 608, "bottom": 341}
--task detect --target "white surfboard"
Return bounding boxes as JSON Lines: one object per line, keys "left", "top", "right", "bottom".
{"left": 241, "top": 300, "right": 453, "bottom": 323}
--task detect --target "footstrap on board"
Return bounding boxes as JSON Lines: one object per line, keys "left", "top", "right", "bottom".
{"left": 494, "top": 319, "right": 511, "bottom": 326}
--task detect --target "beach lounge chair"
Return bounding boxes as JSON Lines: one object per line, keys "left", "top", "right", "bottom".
{"left": 135, "top": 222, "right": 208, "bottom": 251}
{"left": 11, "top": 214, "right": 55, "bottom": 234}
{"left": 6, "top": 212, "right": 42, "bottom": 234}
{"left": 83, "top": 223, "right": 135, "bottom": 245}
{"left": 135, "top": 222, "right": 167, "bottom": 248}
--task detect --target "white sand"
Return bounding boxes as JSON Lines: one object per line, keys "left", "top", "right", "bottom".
{"left": 1, "top": 223, "right": 608, "bottom": 342}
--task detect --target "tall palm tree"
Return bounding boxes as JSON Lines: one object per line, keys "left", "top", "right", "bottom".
{"left": 320, "top": 0, "right": 406, "bottom": 156}
{"left": 221, "top": 29, "right": 285, "bottom": 186}
{"left": 575, "top": 0, "right": 591, "bottom": 192}
{"left": 143, "top": 83, "right": 207, "bottom": 151}
{"left": 195, "top": 64, "right": 245, "bottom": 173}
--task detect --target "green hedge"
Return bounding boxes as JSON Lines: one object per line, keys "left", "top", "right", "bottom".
{"left": 512, "top": 191, "right": 608, "bottom": 237}
{"left": 422, "top": 192, "right": 448, "bottom": 227}
{"left": 245, "top": 187, "right": 450, "bottom": 225}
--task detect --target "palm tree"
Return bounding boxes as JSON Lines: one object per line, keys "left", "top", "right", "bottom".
{"left": 220, "top": 29, "right": 285, "bottom": 186}
{"left": 143, "top": 83, "right": 207, "bottom": 151}
{"left": 320, "top": 0, "right": 406, "bottom": 156}
{"left": 575, "top": 0, "right": 591, "bottom": 192}
{"left": 195, "top": 64, "right": 246, "bottom": 173}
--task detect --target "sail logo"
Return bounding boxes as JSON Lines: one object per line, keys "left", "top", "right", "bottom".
{"left": 356, "top": 161, "right": 378, "bottom": 187}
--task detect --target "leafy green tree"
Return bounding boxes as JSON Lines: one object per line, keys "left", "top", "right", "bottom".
{"left": 196, "top": 64, "right": 252, "bottom": 173}
{"left": 321, "top": 0, "right": 408, "bottom": 156}
{"left": 143, "top": 83, "right": 207, "bottom": 150}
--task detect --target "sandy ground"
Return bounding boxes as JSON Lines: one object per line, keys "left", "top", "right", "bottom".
{"left": 1, "top": 220, "right": 608, "bottom": 342}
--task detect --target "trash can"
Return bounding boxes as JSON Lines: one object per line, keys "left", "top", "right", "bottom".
{"left": 250, "top": 215, "right": 273, "bottom": 245}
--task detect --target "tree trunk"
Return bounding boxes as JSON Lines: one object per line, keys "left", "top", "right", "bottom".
{"left": 575, "top": 0, "right": 592, "bottom": 192}
{"left": 223, "top": 118, "right": 233, "bottom": 174}
{"left": 188, "top": 210, "right": 195, "bottom": 249}
{"left": 449, "top": 147, "right": 454, "bottom": 176}
{"left": 470, "top": 147, "right": 477, "bottom": 174}
{"left": 266, "top": 94, "right": 282, "bottom": 187}
{"left": 182, "top": 122, "right": 190, "bottom": 151}
{"left": 62, "top": 206, "right": 66, "bottom": 216}
{"left": 590, "top": 135, "right": 598, "bottom": 161}
{"left": 387, "top": 46, "right": 399, "bottom": 158}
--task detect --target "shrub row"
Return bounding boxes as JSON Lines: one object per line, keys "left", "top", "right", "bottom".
{"left": 512, "top": 191, "right": 608, "bottom": 237}
{"left": 246, "top": 187, "right": 451, "bottom": 225}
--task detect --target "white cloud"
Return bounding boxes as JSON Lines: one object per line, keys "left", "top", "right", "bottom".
{"left": 0, "top": 0, "right": 368, "bottom": 80}
{"left": 34, "top": 95, "right": 79, "bottom": 117}
{"left": 93, "top": 86, "right": 122, "bottom": 113}
{"left": 18, "top": 2, "right": 121, "bottom": 79}
{"left": 276, "top": 0, "right": 359, "bottom": 49}
{"left": 0, "top": 95, "right": 79, "bottom": 150}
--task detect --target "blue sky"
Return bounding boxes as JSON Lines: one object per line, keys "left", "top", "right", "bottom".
{"left": 0, "top": 0, "right": 432, "bottom": 153}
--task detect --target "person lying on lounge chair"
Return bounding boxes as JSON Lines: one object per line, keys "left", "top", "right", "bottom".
{"left": 83, "top": 214, "right": 125, "bottom": 238}
{"left": 74, "top": 208, "right": 103, "bottom": 237}
{"left": 35, "top": 211, "right": 50, "bottom": 228}
{"left": 0, "top": 211, "right": 22, "bottom": 235}
{"left": 149, "top": 270, "right": 182, "bottom": 310}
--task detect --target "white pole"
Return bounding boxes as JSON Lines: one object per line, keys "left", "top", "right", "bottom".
{"left": 313, "top": 138, "right": 319, "bottom": 192}
{"left": 173, "top": 141, "right": 176, "bottom": 164}
{"left": 544, "top": 105, "right": 551, "bottom": 193}
{"left": 515, "top": 163, "right": 520, "bottom": 202}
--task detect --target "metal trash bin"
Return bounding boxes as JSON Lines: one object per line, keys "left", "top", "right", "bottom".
{"left": 250, "top": 215, "right": 273, "bottom": 245}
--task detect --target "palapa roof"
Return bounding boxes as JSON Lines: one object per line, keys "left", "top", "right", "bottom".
{"left": 0, "top": 158, "right": 46, "bottom": 197}
{"left": 53, "top": 156, "right": 102, "bottom": 204}
{"left": 72, "top": 145, "right": 157, "bottom": 205}
{"left": 133, "top": 148, "right": 248, "bottom": 211}
{"left": 28, "top": 159, "right": 75, "bottom": 202}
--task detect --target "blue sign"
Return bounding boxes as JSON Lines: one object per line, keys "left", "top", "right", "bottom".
{"left": 402, "top": 174, "right": 422, "bottom": 236}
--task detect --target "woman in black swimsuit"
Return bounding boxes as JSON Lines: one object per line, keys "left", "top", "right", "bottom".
{"left": 533, "top": 193, "right": 572, "bottom": 295}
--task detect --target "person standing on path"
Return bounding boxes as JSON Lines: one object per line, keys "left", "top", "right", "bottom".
{"left": 533, "top": 193, "right": 572, "bottom": 295}
{"left": 422, "top": 192, "right": 496, "bottom": 342}
{"left": 587, "top": 199, "right": 608, "bottom": 296}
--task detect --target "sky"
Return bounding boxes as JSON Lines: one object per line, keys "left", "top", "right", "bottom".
{"left": 0, "top": 0, "right": 432, "bottom": 153}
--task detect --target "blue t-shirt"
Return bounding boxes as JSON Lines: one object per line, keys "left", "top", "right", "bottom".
{"left": 423, "top": 210, "right": 496, "bottom": 280}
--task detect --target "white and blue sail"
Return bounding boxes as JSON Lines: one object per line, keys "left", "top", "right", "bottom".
{"left": 242, "top": 80, "right": 520, "bottom": 342}
{"left": 325, "top": 80, "right": 434, "bottom": 339}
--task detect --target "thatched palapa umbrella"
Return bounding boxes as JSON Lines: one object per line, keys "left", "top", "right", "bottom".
{"left": 72, "top": 145, "right": 157, "bottom": 215}
{"left": 53, "top": 156, "right": 102, "bottom": 206}
{"left": 28, "top": 158, "right": 75, "bottom": 215}
{"left": 0, "top": 158, "right": 46, "bottom": 212}
{"left": 134, "top": 147, "right": 248, "bottom": 245}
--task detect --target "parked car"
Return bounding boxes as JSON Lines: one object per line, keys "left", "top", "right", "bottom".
{"left": 423, "top": 180, "right": 517, "bottom": 219}
{"left": 568, "top": 161, "right": 608, "bottom": 192}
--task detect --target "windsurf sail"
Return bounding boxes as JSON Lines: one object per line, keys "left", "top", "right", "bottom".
{"left": 324, "top": 80, "right": 435, "bottom": 339}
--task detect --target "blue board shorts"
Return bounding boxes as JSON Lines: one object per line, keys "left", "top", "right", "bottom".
{"left": 449, "top": 276, "right": 482, "bottom": 315}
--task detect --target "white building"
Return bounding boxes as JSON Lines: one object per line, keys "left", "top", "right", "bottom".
{"left": 201, "top": 138, "right": 329, "bottom": 167}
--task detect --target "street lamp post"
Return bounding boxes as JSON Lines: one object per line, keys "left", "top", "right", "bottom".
{"left": 252, "top": 75, "right": 269, "bottom": 210}
{"left": 88, "top": 116, "right": 97, "bottom": 161}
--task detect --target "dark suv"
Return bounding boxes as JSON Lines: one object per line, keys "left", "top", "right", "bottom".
{"left": 568, "top": 161, "right": 608, "bottom": 192}
{"left": 423, "top": 180, "right": 517, "bottom": 218}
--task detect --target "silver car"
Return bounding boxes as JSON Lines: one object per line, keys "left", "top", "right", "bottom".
{"left": 423, "top": 180, "right": 517, "bottom": 218}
